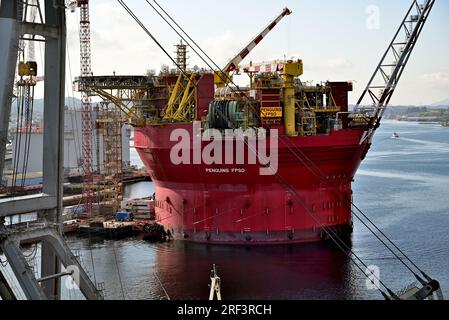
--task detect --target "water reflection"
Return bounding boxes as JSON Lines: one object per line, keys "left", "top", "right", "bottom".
{"left": 154, "top": 241, "right": 356, "bottom": 300}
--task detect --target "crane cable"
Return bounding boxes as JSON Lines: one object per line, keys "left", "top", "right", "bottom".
{"left": 117, "top": 0, "right": 393, "bottom": 298}
{"left": 11, "top": 84, "right": 25, "bottom": 193}
{"left": 146, "top": 0, "right": 431, "bottom": 285}
{"left": 20, "top": 83, "right": 36, "bottom": 189}
{"left": 154, "top": 270, "right": 171, "bottom": 300}
{"left": 10, "top": 1, "right": 24, "bottom": 193}
{"left": 20, "top": 3, "right": 39, "bottom": 190}
{"left": 108, "top": 228, "right": 127, "bottom": 300}
{"left": 9, "top": 5, "right": 37, "bottom": 192}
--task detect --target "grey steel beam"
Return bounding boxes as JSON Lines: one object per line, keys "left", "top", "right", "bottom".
{"left": 20, "top": 22, "right": 59, "bottom": 39}
{"left": 40, "top": 242, "right": 60, "bottom": 299}
{"left": 3, "top": 227, "right": 102, "bottom": 300}
{"left": 2, "top": 226, "right": 54, "bottom": 242}
{"left": 42, "top": 0, "right": 66, "bottom": 226}
{"left": 0, "top": 238, "right": 47, "bottom": 300}
{"left": 0, "top": 269, "right": 16, "bottom": 300}
{"left": 0, "top": 193, "right": 56, "bottom": 217}
{"left": 39, "top": 0, "right": 67, "bottom": 299}
{"left": 43, "top": 230, "right": 103, "bottom": 300}
{"left": 0, "top": 1, "right": 19, "bottom": 185}
{"left": 0, "top": 225, "right": 53, "bottom": 243}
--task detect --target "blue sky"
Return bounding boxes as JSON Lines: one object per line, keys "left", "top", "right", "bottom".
{"left": 60, "top": 0, "right": 449, "bottom": 105}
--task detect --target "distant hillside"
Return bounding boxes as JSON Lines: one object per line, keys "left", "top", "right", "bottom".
{"left": 431, "top": 98, "right": 449, "bottom": 107}
{"left": 11, "top": 97, "right": 82, "bottom": 115}
{"left": 35, "top": 97, "right": 82, "bottom": 112}
{"left": 350, "top": 104, "right": 448, "bottom": 110}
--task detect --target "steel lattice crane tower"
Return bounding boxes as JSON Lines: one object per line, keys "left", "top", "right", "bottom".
{"left": 72, "top": 0, "right": 125, "bottom": 216}
{"left": 76, "top": 0, "right": 94, "bottom": 215}
{"left": 354, "top": 0, "right": 435, "bottom": 146}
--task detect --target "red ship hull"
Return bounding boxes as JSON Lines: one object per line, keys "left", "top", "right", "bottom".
{"left": 135, "top": 124, "right": 367, "bottom": 244}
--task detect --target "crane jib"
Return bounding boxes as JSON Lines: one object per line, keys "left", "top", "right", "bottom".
{"left": 222, "top": 7, "right": 292, "bottom": 74}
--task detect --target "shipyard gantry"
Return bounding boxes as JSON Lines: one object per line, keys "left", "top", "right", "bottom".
{"left": 0, "top": 0, "right": 101, "bottom": 300}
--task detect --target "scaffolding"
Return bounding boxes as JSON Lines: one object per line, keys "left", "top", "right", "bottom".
{"left": 97, "top": 103, "right": 123, "bottom": 214}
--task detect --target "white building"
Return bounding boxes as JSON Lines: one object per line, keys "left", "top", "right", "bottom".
{"left": 10, "top": 108, "right": 131, "bottom": 184}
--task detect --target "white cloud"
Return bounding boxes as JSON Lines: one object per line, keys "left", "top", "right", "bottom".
{"left": 323, "top": 58, "right": 353, "bottom": 69}
{"left": 307, "top": 57, "right": 353, "bottom": 71}
{"left": 66, "top": 2, "right": 173, "bottom": 77}
{"left": 419, "top": 72, "right": 449, "bottom": 88}
{"left": 191, "top": 30, "right": 286, "bottom": 71}
{"left": 195, "top": 31, "right": 246, "bottom": 69}
{"left": 302, "top": 57, "right": 354, "bottom": 80}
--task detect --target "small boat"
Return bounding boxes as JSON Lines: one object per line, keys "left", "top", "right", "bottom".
{"left": 392, "top": 132, "right": 400, "bottom": 138}
{"left": 63, "top": 219, "right": 79, "bottom": 234}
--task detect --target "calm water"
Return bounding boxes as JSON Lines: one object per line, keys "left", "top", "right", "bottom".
{"left": 63, "top": 121, "right": 449, "bottom": 300}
